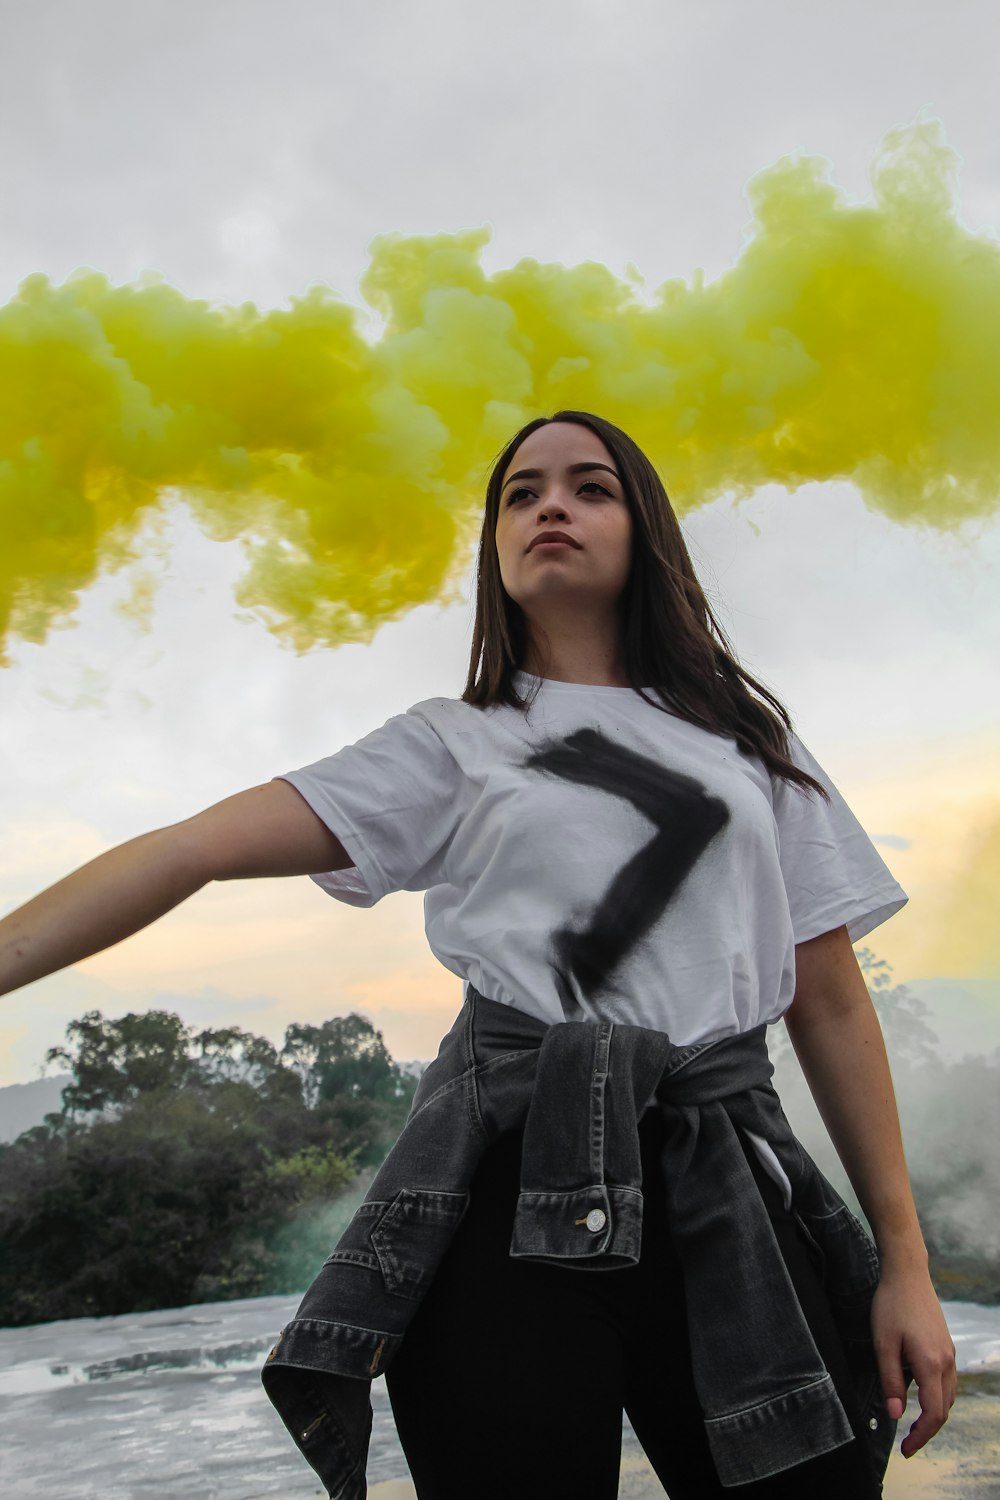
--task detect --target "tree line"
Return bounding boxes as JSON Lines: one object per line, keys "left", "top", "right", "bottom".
{"left": 1, "top": 950, "right": 998, "bottom": 1329}
{"left": 0, "top": 1009, "right": 420, "bottom": 1327}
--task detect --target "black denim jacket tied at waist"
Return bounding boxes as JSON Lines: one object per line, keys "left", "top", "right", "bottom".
{"left": 261, "top": 986, "right": 897, "bottom": 1497}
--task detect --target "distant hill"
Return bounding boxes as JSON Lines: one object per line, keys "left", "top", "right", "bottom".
{"left": 907, "top": 977, "right": 1000, "bottom": 1062}
{"left": 397, "top": 1059, "right": 430, "bottom": 1080}
{"left": 0, "top": 1075, "right": 71, "bottom": 1143}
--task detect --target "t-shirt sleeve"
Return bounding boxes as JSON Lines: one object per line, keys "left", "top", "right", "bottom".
{"left": 770, "top": 732, "right": 908, "bottom": 945}
{"left": 274, "top": 707, "right": 463, "bottom": 908}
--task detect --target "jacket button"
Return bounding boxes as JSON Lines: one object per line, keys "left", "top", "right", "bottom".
{"left": 868, "top": 1416, "right": 879, "bottom": 1430}
{"left": 585, "top": 1208, "right": 606, "bottom": 1232}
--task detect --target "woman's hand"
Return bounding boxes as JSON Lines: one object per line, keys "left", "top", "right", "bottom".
{"left": 871, "top": 1262, "right": 957, "bottom": 1458}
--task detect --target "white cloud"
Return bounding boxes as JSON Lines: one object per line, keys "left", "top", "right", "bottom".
{"left": 217, "top": 203, "right": 282, "bottom": 265}
{"left": 1, "top": 0, "right": 998, "bottom": 1080}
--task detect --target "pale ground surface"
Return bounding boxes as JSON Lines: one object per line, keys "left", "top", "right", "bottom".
{"left": 359, "top": 1375, "right": 1000, "bottom": 1500}
{"left": 4, "top": 1296, "right": 997, "bottom": 1498}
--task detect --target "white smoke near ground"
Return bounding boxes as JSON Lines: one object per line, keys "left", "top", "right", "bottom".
{"left": 769, "top": 953, "right": 1000, "bottom": 1293}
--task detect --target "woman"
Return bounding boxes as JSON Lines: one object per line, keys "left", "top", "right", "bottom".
{"left": 0, "top": 411, "right": 955, "bottom": 1498}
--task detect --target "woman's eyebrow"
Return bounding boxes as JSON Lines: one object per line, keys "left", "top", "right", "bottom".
{"left": 501, "top": 462, "right": 620, "bottom": 490}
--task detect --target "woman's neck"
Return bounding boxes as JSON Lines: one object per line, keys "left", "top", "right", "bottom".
{"left": 520, "top": 640, "right": 630, "bottom": 688}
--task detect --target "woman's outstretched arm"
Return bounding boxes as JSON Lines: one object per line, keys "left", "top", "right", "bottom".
{"left": 0, "top": 780, "right": 351, "bottom": 998}
{"left": 783, "top": 923, "right": 957, "bottom": 1461}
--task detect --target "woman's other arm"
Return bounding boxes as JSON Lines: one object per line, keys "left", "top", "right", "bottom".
{"left": 0, "top": 780, "right": 351, "bottom": 998}
{"left": 783, "top": 923, "right": 957, "bottom": 1459}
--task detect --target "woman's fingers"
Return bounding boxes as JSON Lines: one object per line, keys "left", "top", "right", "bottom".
{"left": 899, "top": 1351, "right": 957, "bottom": 1457}
{"left": 871, "top": 1270, "right": 957, "bottom": 1458}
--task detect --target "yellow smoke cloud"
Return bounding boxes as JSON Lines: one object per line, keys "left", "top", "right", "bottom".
{"left": 1, "top": 114, "right": 997, "bottom": 660}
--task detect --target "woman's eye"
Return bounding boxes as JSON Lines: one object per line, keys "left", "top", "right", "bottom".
{"left": 506, "top": 482, "right": 610, "bottom": 506}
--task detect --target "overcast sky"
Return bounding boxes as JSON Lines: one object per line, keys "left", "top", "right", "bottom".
{"left": 1, "top": 0, "right": 999, "bottom": 1084}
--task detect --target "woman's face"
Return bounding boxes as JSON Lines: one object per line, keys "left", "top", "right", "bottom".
{"left": 494, "top": 423, "right": 633, "bottom": 620}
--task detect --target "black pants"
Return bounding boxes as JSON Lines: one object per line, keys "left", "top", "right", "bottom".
{"left": 385, "top": 1108, "right": 882, "bottom": 1498}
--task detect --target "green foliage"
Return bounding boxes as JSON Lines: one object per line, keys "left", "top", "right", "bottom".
{"left": 45, "top": 1009, "right": 195, "bottom": 1113}
{"left": 281, "top": 1016, "right": 410, "bottom": 1106}
{"left": 0, "top": 1007, "right": 419, "bottom": 1326}
{"left": 260, "top": 1144, "right": 358, "bottom": 1202}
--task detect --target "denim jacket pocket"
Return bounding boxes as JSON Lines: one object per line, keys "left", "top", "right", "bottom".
{"left": 371, "top": 1188, "right": 471, "bottom": 1300}
{"left": 798, "top": 1201, "right": 880, "bottom": 1292}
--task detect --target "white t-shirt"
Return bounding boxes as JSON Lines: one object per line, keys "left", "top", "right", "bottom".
{"left": 278, "top": 671, "right": 907, "bottom": 1047}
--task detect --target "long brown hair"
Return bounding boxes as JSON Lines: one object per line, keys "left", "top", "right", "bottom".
{"left": 461, "top": 410, "right": 829, "bottom": 802}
